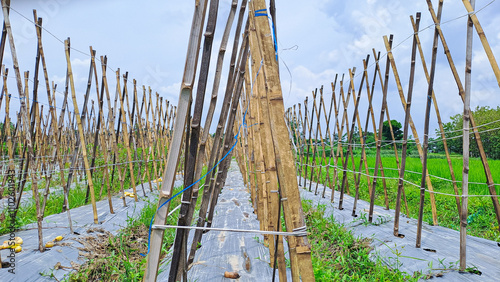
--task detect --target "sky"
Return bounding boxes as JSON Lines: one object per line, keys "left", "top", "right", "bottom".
{"left": 2, "top": 0, "right": 500, "bottom": 138}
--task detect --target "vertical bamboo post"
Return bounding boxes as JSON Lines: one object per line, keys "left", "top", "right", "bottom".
{"left": 169, "top": 0, "right": 219, "bottom": 278}
{"left": 116, "top": 71, "right": 138, "bottom": 201}
{"left": 144, "top": 0, "right": 209, "bottom": 279}
{"left": 369, "top": 36, "right": 392, "bottom": 223}
{"left": 410, "top": 14, "right": 461, "bottom": 215}
{"left": 248, "top": 12, "right": 287, "bottom": 277}
{"left": 2, "top": 0, "right": 45, "bottom": 251}
{"left": 381, "top": 34, "right": 439, "bottom": 225}
{"left": 252, "top": 0, "right": 315, "bottom": 280}
{"left": 64, "top": 39, "right": 98, "bottom": 224}
{"left": 394, "top": 14, "right": 420, "bottom": 237}
{"left": 461, "top": 0, "right": 500, "bottom": 88}
{"left": 101, "top": 56, "right": 127, "bottom": 207}
{"left": 307, "top": 89, "right": 320, "bottom": 192}
{"left": 416, "top": 4, "right": 441, "bottom": 246}
{"left": 427, "top": 0, "right": 500, "bottom": 226}
{"left": 460, "top": 0, "right": 474, "bottom": 270}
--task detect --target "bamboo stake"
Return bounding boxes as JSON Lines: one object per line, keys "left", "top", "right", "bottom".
{"left": 322, "top": 79, "right": 340, "bottom": 198}
{"left": 337, "top": 72, "right": 355, "bottom": 208}
{"left": 169, "top": 0, "right": 219, "bottom": 278}
{"left": 252, "top": 0, "right": 315, "bottom": 280}
{"left": 330, "top": 76, "right": 348, "bottom": 203}
{"left": 64, "top": 39, "right": 98, "bottom": 224}
{"left": 460, "top": 0, "right": 474, "bottom": 270}
{"left": 303, "top": 93, "right": 315, "bottom": 188}
{"left": 368, "top": 35, "right": 392, "bottom": 223}
{"left": 416, "top": 5, "right": 442, "bottom": 246}
{"left": 189, "top": 1, "right": 247, "bottom": 261}
{"left": 461, "top": 0, "right": 500, "bottom": 88}
{"left": 116, "top": 71, "right": 138, "bottom": 201}
{"left": 0, "top": 0, "right": 10, "bottom": 69}
{"left": 2, "top": 0, "right": 44, "bottom": 251}
{"left": 340, "top": 64, "right": 366, "bottom": 211}
{"left": 381, "top": 35, "right": 439, "bottom": 225}
{"left": 308, "top": 89, "right": 320, "bottom": 192}
{"left": 426, "top": 0, "right": 500, "bottom": 226}
{"left": 101, "top": 56, "right": 127, "bottom": 207}
{"left": 317, "top": 78, "right": 336, "bottom": 196}
{"left": 394, "top": 14, "right": 420, "bottom": 237}
{"left": 410, "top": 14, "right": 461, "bottom": 215}
{"left": 206, "top": 17, "right": 250, "bottom": 228}
{"left": 312, "top": 88, "right": 330, "bottom": 196}
{"left": 144, "top": 0, "right": 209, "bottom": 279}
{"left": 248, "top": 13, "right": 286, "bottom": 277}
{"left": 133, "top": 80, "right": 153, "bottom": 193}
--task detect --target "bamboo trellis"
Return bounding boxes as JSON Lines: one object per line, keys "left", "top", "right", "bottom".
{"left": 284, "top": 2, "right": 500, "bottom": 271}
{"left": 0, "top": 1, "right": 175, "bottom": 257}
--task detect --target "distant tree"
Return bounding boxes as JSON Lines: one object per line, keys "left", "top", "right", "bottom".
{"left": 382, "top": 120, "right": 403, "bottom": 141}
{"left": 437, "top": 106, "right": 500, "bottom": 159}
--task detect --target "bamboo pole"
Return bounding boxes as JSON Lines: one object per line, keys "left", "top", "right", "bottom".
{"left": 340, "top": 64, "right": 366, "bottom": 211}
{"left": 133, "top": 80, "right": 153, "bottom": 193}
{"left": 381, "top": 34, "right": 439, "bottom": 225}
{"left": 322, "top": 79, "right": 340, "bottom": 198}
{"left": 169, "top": 0, "right": 219, "bottom": 278}
{"left": 410, "top": 14, "right": 461, "bottom": 215}
{"left": 187, "top": 0, "right": 243, "bottom": 265}
{"left": 101, "top": 56, "right": 127, "bottom": 207}
{"left": 317, "top": 78, "right": 336, "bottom": 197}
{"left": 251, "top": 0, "right": 315, "bottom": 280}
{"left": 368, "top": 35, "right": 392, "bottom": 223}
{"left": 64, "top": 39, "right": 98, "bottom": 224}
{"left": 2, "top": 0, "right": 45, "bottom": 251}
{"left": 330, "top": 76, "right": 348, "bottom": 203}
{"left": 206, "top": 17, "right": 250, "bottom": 229}
{"left": 460, "top": 0, "right": 474, "bottom": 270}
{"left": 416, "top": 4, "right": 441, "bottom": 246}
{"left": 144, "top": 0, "right": 209, "bottom": 279}
{"left": 394, "top": 14, "right": 420, "bottom": 237}
{"left": 337, "top": 72, "right": 355, "bottom": 208}
{"left": 426, "top": 0, "right": 500, "bottom": 226}
{"left": 461, "top": 0, "right": 500, "bottom": 88}
{"left": 308, "top": 89, "right": 320, "bottom": 192}
{"left": 247, "top": 12, "right": 287, "bottom": 277}
{"left": 116, "top": 70, "right": 138, "bottom": 201}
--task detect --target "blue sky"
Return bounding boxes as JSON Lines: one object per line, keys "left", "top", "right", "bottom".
{"left": 2, "top": 0, "right": 499, "bottom": 138}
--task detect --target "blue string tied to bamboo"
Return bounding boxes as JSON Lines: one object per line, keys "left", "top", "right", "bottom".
{"left": 254, "top": 8, "right": 278, "bottom": 61}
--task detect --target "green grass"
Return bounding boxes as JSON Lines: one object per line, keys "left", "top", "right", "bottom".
{"left": 0, "top": 146, "right": 163, "bottom": 236}
{"left": 302, "top": 200, "right": 420, "bottom": 281}
{"left": 62, "top": 165, "right": 208, "bottom": 281}
{"left": 298, "top": 150, "right": 500, "bottom": 241}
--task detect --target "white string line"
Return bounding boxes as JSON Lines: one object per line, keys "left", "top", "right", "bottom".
{"left": 317, "top": 0, "right": 499, "bottom": 91}
{"left": 297, "top": 161, "right": 500, "bottom": 188}
{"left": 293, "top": 125, "right": 500, "bottom": 149}
{"left": 2, "top": 74, "right": 169, "bottom": 127}
{"left": 3, "top": 8, "right": 172, "bottom": 125}
{"left": 298, "top": 163, "right": 500, "bottom": 198}
{"left": 0, "top": 158, "right": 169, "bottom": 184}
{"left": 151, "top": 224, "right": 308, "bottom": 237}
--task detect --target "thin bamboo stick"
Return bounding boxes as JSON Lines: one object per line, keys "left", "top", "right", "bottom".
{"left": 144, "top": 0, "right": 209, "bottom": 279}
{"left": 460, "top": 0, "right": 474, "bottom": 270}
{"left": 394, "top": 14, "right": 420, "bottom": 237}
{"left": 2, "top": 0, "right": 44, "bottom": 251}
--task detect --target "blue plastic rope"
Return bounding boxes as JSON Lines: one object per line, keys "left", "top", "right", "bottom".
{"left": 254, "top": 9, "right": 268, "bottom": 17}
{"left": 253, "top": 8, "right": 278, "bottom": 61}
{"left": 141, "top": 99, "right": 250, "bottom": 257}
